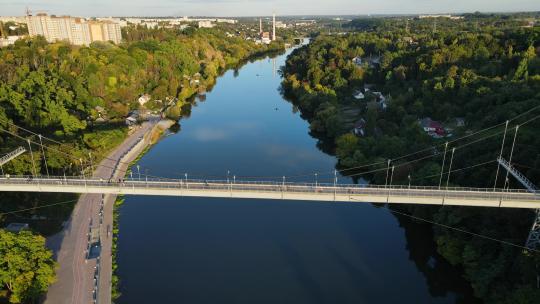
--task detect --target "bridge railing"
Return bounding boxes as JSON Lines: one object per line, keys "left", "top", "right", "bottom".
{"left": 1, "top": 175, "right": 539, "bottom": 202}
{"left": 0, "top": 174, "right": 537, "bottom": 192}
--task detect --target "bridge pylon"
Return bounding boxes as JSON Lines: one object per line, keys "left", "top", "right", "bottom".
{"left": 497, "top": 157, "right": 540, "bottom": 250}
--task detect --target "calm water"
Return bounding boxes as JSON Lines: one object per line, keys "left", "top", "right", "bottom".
{"left": 117, "top": 50, "right": 475, "bottom": 303}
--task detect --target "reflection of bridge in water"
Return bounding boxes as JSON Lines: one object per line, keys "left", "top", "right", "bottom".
{"left": 1, "top": 175, "right": 538, "bottom": 208}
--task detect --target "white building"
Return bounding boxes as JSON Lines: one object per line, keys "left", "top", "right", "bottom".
{"left": 198, "top": 20, "right": 215, "bottom": 28}
{"left": 0, "top": 36, "right": 23, "bottom": 48}
{"left": 138, "top": 94, "right": 151, "bottom": 106}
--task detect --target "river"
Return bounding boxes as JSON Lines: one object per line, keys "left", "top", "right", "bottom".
{"left": 116, "top": 48, "right": 477, "bottom": 303}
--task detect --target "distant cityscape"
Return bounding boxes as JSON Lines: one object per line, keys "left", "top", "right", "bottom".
{"left": 26, "top": 14, "right": 122, "bottom": 45}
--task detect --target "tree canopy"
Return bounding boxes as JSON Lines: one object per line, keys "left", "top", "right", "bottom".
{"left": 0, "top": 230, "right": 56, "bottom": 303}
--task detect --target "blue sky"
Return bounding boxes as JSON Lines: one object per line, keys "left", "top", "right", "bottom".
{"left": 1, "top": 0, "right": 539, "bottom": 17}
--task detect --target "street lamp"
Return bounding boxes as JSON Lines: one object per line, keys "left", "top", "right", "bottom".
{"left": 137, "top": 165, "right": 141, "bottom": 180}
{"left": 315, "top": 173, "right": 318, "bottom": 187}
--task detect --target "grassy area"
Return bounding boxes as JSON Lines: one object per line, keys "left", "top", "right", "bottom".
{"left": 110, "top": 196, "right": 124, "bottom": 302}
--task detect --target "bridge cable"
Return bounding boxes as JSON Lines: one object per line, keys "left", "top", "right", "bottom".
{"left": 411, "top": 159, "right": 497, "bottom": 183}
{"left": 0, "top": 198, "right": 79, "bottom": 217}
{"left": 0, "top": 118, "right": 156, "bottom": 177}
{"left": 1, "top": 110, "right": 539, "bottom": 183}
{"left": 0, "top": 126, "right": 165, "bottom": 180}
{"left": 293, "top": 106, "right": 540, "bottom": 180}
{"left": 38, "top": 135, "right": 50, "bottom": 178}
{"left": 26, "top": 139, "right": 38, "bottom": 178}
{"left": 385, "top": 205, "right": 540, "bottom": 254}
{"left": 438, "top": 142, "right": 449, "bottom": 189}
{"left": 493, "top": 121, "right": 509, "bottom": 190}
{"left": 343, "top": 114, "right": 540, "bottom": 180}
{"left": 503, "top": 125, "right": 520, "bottom": 192}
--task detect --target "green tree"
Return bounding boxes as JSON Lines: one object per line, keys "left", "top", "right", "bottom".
{"left": 0, "top": 230, "right": 56, "bottom": 303}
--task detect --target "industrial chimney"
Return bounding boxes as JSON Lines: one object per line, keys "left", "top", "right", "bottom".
{"left": 272, "top": 12, "right": 276, "bottom": 41}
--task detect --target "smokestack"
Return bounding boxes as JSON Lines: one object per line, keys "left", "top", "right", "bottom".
{"left": 259, "top": 18, "right": 262, "bottom": 34}
{"left": 272, "top": 12, "right": 276, "bottom": 41}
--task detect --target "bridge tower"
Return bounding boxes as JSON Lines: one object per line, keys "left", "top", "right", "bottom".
{"left": 0, "top": 146, "right": 26, "bottom": 175}
{"left": 497, "top": 157, "right": 540, "bottom": 250}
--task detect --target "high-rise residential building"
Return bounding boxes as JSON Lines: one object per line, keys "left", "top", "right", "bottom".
{"left": 26, "top": 13, "right": 122, "bottom": 45}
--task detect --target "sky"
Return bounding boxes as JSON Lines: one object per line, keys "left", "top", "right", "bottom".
{"left": 1, "top": 0, "right": 539, "bottom": 17}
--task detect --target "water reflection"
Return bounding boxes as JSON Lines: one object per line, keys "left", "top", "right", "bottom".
{"left": 117, "top": 47, "right": 476, "bottom": 304}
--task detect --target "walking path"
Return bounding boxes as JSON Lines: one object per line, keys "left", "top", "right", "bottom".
{"left": 44, "top": 119, "right": 159, "bottom": 304}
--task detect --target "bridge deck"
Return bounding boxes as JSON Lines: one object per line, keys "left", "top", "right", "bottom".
{"left": 0, "top": 176, "right": 538, "bottom": 208}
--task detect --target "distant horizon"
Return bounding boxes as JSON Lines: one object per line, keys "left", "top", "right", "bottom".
{"left": 2, "top": 10, "right": 540, "bottom": 19}
{"left": 1, "top": 0, "right": 539, "bottom": 18}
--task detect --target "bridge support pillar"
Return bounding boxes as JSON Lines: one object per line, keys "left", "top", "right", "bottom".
{"left": 497, "top": 157, "right": 540, "bottom": 250}
{"left": 525, "top": 209, "right": 540, "bottom": 250}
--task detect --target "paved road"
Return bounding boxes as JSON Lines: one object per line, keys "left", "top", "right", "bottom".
{"left": 44, "top": 120, "right": 157, "bottom": 304}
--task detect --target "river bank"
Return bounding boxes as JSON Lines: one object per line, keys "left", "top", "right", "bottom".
{"left": 43, "top": 118, "right": 170, "bottom": 304}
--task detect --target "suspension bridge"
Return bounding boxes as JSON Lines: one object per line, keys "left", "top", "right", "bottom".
{"left": 1, "top": 107, "right": 540, "bottom": 252}
{"left": 0, "top": 173, "right": 538, "bottom": 208}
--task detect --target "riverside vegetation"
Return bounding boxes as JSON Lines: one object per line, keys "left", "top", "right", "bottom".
{"left": 0, "top": 26, "right": 284, "bottom": 303}
{"left": 282, "top": 14, "right": 540, "bottom": 303}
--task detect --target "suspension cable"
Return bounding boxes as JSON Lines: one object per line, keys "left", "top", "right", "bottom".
{"left": 493, "top": 120, "right": 509, "bottom": 190}
{"left": 0, "top": 198, "right": 79, "bottom": 216}
{"left": 503, "top": 125, "right": 520, "bottom": 191}
{"left": 386, "top": 206, "right": 540, "bottom": 253}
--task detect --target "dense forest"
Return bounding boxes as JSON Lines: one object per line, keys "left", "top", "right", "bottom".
{"left": 0, "top": 27, "right": 283, "bottom": 303}
{"left": 282, "top": 16, "right": 540, "bottom": 303}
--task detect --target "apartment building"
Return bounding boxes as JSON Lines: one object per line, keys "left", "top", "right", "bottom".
{"left": 26, "top": 13, "right": 122, "bottom": 45}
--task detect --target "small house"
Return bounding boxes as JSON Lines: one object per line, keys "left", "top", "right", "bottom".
{"left": 373, "top": 92, "right": 388, "bottom": 110}
{"left": 420, "top": 118, "right": 445, "bottom": 137}
{"left": 125, "top": 116, "right": 137, "bottom": 126}
{"left": 138, "top": 94, "right": 151, "bottom": 106}
{"left": 352, "top": 118, "right": 366, "bottom": 137}
{"left": 353, "top": 90, "right": 365, "bottom": 100}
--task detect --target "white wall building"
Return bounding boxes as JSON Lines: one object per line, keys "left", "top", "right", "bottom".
{"left": 26, "top": 13, "right": 122, "bottom": 45}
